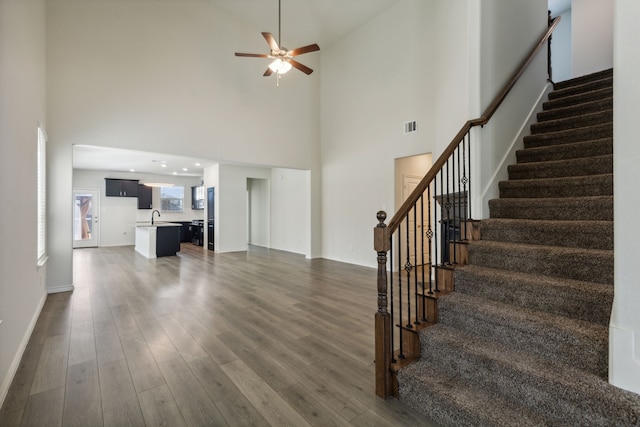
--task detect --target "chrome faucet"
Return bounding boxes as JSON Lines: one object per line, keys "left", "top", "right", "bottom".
{"left": 151, "top": 210, "right": 161, "bottom": 225}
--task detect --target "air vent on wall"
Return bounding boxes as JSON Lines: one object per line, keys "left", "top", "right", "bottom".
{"left": 404, "top": 120, "right": 417, "bottom": 134}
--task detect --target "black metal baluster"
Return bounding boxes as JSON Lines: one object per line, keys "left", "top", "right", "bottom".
{"left": 389, "top": 235, "right": 395, "bottom": 363}
{"left": 445, "top": 158, "right": 451, "bottom": 265}
{"left": 427, "top": 186, "right": 434, "bottom": 296}
{"left": 452, "top": 149, "right": 457, "bottom": 265}
{"left": 420, "top": 194, "right": 426, "bottom": 321}
{"left": 468, "top": 131, "right": 472, "bottom": 220}
{"left": 397, "top": 227, "right": 404, "bottom": 359}
{"left": 413, "top": 204, "right": 420, "bottom": 325}
{"left": 405, "top": 212, "right": 412, "bottom": 329}
{"left": 462, "top": 133, "right": 469, "bottom": 240}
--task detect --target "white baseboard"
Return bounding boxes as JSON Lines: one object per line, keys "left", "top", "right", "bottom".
{"left": 0, "top": 291, "right": 47, "bottom": 410}
{"left": 47, "top": 284, "right": 74, "bottom": 294}
{"left": 610, "top": 324, "right": 640, "bottom": 394}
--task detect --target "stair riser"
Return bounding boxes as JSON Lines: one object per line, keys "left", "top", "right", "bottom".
{"left": 417, "top": 334, "right": 613, "bottom": 424}
{"left": 489, "top": 198, "right": 613, "bottom": 221}
{"left": 531, "top": 111, "right": 612, "bottom": 134}
{"left": 553, "top": 69, "right": 613, "bottom": 90}
{"left": 516, "top": 138, "right": 612, "bottom": 163}
{"left": 499, "top": 175, "right": 613, "bottom": 198}
{"left": 523, "top": 123, "right": 613, "bottom": 149}
{"left": 436, "top": 304, "right": 608, "bottom": 379}
{"left": 543, "top": 87, "right": 613, "bottom": 110}
{"left": 508, "top": 156, "right": 612, "bottom": 180}
{"left": 537, "top": 98, "right": 613, "bottom": 122}
{"left": 398, "top": 375, "right": 543, "bottom": 427}
{"left": 479, "top": 221, "right": 613, "bottom": 250}
{"left": 454, "top": 268, "right": 613, "bottom": 325}
{"left": 468, "top": 244, "right": 613, "bottom": 284}
{"left": 548, "top": 77, "right": 613, "bottom": 100}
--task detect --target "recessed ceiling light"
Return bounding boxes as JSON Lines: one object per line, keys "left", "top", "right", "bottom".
{"left": 195, "top": 163, "right": 201, "bottom": 166}
{"left": 182, "top": 167, "right": 188, "bottom": 172}
{"left": 172, "top": 172, "right": 178, "bottom": 175}
{"left": 129, "top": 169, "right": 135, "bottom": 172}
{"left": 161, "top": 164, "right": 167, "bottom": 168}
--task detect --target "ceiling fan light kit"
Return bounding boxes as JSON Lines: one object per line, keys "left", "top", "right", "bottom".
{"left": 234, "top": 0, "right": 319, "bottom": 85}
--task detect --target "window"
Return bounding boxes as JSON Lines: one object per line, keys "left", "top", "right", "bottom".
{"left": 37, "top": 126, "right": 47, "bottom": 264}
{"left": 160, "top": 186, "right": 184, "bottom": 212}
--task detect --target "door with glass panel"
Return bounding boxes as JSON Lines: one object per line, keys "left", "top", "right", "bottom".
{"left": 73, "top": 189, "right": 100, "bottom": 248}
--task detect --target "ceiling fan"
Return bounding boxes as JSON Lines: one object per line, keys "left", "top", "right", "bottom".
{"left": 234, "top": 0, "right": 320, "bottom": 81}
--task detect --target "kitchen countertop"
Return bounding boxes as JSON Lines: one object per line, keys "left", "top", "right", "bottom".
{"left": 136, "top": 222, "right": 182, "bottom": 228}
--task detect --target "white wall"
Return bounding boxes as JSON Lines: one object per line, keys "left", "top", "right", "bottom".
{"left": 476, "top": 0, "right": 550, "bottom": 218}
{"left": 551, "top": 9, "right": 572, "bottom": 82}
{"left": 270, "top": 168, "right": 309, "bottom": 255}
{"left": 0, "top": 0, "right": 48, "bottom": 408}
{"left": 320, "top": 0, "right": 436, "bottom": 267}
{"left": 572, "top": 0, "right": 614, "bottom": 76}
{"left": 72, "top": 169, "right": 203, "bottom": 247}
{"left": 611, "top": 0, "right": 640, "bottom": 395}
{"left": 46, "top": 0, "right": 321, "bottom": 289}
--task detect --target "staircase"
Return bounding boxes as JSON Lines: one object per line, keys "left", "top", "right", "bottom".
{"left": 397, "top": 69, "right": 640, "bottom": 426}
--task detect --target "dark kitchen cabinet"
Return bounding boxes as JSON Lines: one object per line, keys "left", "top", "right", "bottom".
{"left": 105, "top": 178, "right": 139, "bottom": 197}
{"left": 137, "top": 184, "right": 153, "bottom": 209}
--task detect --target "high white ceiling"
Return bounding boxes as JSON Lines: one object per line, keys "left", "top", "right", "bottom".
{"left": 73, "top": 0, "right": 403, "bottom": 176}
{"left": 204, "top": 0, "right": 403, "bottom": 49}
{"left": 74, "top": 0, "right": 565, "bottom": 176}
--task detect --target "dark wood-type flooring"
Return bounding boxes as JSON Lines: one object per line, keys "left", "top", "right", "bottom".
{"left": 0, "top": 244, "right": 437, "bottom": 426}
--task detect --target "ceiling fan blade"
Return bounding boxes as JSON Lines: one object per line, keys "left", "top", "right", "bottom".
{"left": 289, "top": 59, "right": 313, "bottom": 75}
{"left": 262, "top": 32, "right": 279, "bottom": 51}
{"left": 263, "top": 67, "right": 274, "bottom": 77}
{"left": 235, "top": 53, "right": 270, "bottom": 58}
{"left": 288, "top": 43, "right": 320, "bottom": 57}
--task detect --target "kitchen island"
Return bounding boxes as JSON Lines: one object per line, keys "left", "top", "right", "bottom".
{"left": 135, "top": 222, "right": 181, "bottom": 258}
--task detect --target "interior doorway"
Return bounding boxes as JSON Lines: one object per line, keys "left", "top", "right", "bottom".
{"left": 247, "top": 178, "right": 269, "bottom": 247}
{"left": 394, "top": 153, "right": 433, "bottom": 270}
{"left": 73, "top": 188, "right": 100, "bottom": 248}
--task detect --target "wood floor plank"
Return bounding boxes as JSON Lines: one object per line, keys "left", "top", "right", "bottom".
{"left": 20, "top": 387, "right": 65, "bottom": 427}
{"left": 280, "top": 382, "right": 352, "bottom": 427}
{"left": 119, "top": 335, "right": 166, "bottom": 393}
{"left": 221, "top": 359, "right": 312, "bottom": 427}
{"left": 137, "top": 384, "right": 187, "bottom": 427}
{"left": 157, "top": 356, "right": 228, "bottom": 426}
{"left": 62, "top": 359, "right": 102, "bottom": 427}
{"left": 98, "top": 359, "right": 145, "bottom": 427}
{"left": 30, "top": 334, "right": 70, "bottom": 395}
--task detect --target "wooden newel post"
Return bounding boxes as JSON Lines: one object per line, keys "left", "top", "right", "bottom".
{"left": 374, "top": 211, "right": 392, "bottom": 398}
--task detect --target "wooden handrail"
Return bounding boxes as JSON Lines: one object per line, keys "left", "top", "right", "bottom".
{"left": 386, "top": 16, "right": 561, "bottom": 234}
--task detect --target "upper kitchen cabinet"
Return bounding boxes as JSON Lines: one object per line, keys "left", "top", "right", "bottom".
{"left": 105, "top": 178, "right": 139, "bottom": 197}
{"left": 191, "top": 185, "right": 204, "bottom": 210}
{"left": 137, "top": 184, "right": 153, "bottom": 209}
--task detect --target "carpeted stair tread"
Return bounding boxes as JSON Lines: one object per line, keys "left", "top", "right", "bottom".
{"left": 397, "top": 358, "right": 547, "bottom": 427}
{"left": 553, "top": 68, "right": 612, "bottom": 90}
{"left": 454, "top": 264, "right": 613, "bottom": 325}
{"left": 489, "top": 196, "right": 613, "bottom": 220}
{"left": 507, "top": 154, "right": 612, "bottom": 180}
{"left": 403, "top": 324, "right": 640, "bottom": 426}
{"left": 537, "top": 97, "right": 612, "bottom": 122}
{"left": 437, "top": 293, "right": 608, "bottom": 378}
{"left": 523, "top": 122, "right": 612, "bottom": 149}
{"left": 530, "top": 109, "right": 612, "bottom": 134}
{"left": 467, "top": 240, "right": 613, "bottom": 284}
{"left": 516, "top": 137, "right": 612, "bottom": 163}
{"left": 479, "top": 218, "right": 613, "bottom": 250}
{"left": 499, "top": 173, "right": 613, "bottom": 198}
{"left": 543, "top": 86, "right": 613, "bottom": 110}
{"left": 548, "top": 76, "right": 613, "bottom": 100}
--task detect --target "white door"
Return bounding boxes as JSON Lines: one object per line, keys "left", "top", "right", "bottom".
{"left": 73, "top": 189, "right": 100, "bottom": 248}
